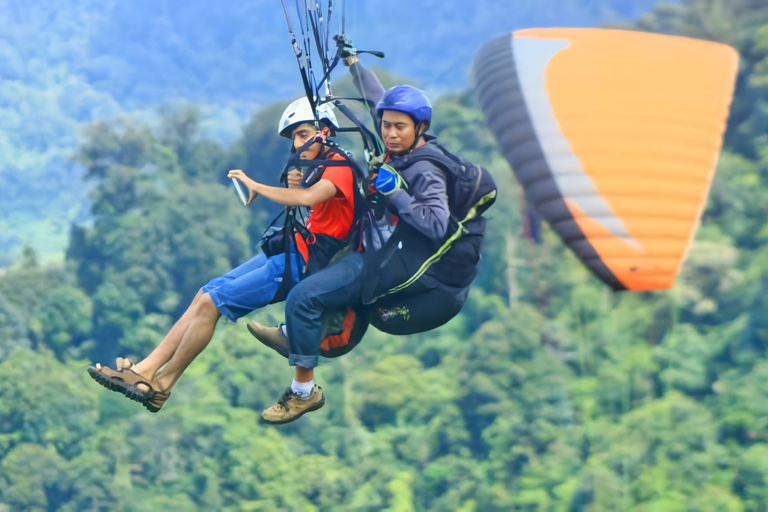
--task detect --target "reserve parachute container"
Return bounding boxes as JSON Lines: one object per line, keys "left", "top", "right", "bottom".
{"left": 472, "top": 28, "right": 738, "bottom": 291}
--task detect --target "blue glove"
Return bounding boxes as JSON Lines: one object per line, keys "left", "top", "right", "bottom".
{"left": 340, "top": 42, "right": 357, "bottom": 59}
{"left": 375, "top": 164, "right": 404, "bottom": 195}
{"left": 336, "top": 36, "right": 357, "bottom": 59}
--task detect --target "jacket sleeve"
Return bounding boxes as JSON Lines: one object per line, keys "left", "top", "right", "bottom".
{"left": 388, "top": 161, "right": 450, "bottom": 241}
{"left": 349, "top": 61, "right": 385, "bottom": 120}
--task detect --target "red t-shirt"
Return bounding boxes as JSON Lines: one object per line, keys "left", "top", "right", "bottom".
{"left": 295, "top": 152, "right": 355, "bottom": 262}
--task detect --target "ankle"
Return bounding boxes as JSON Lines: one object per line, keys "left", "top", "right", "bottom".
{"left": 295, "top": 365, "right": 313, "bottom": 383}
{"left": 131, "top": 361, "right": 153, "bottom": 377}
{"left": 291, "top": 379, "right": 314, "bottom": 398}
{"left": 152, "top": 373, "right": 174, "bottom": 392}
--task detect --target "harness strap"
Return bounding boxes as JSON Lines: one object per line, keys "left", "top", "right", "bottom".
{"left": 331, "top": 100, "right": 384, "bottom": 164}
{"left": 362, "top": 186, "right": 495, "bottom": 305}
{"left": 269, "top": 207, "right": 304, "bottom": 304}
{"left": 380, "top": 191, "right": 496, "bottom": 299}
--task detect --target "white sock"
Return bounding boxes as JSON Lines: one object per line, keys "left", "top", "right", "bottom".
{"left": 291, "top": 378, "right": 314, "bottom": 398}
{"left": 280, "top": 324, "right": 288, "bottom": 338}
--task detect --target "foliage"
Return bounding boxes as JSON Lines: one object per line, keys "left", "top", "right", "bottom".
{"left": 3, "top": 1, "right": 768, "bottom": 509}
{"left": 0, "top": 0, "right": 662, "bottom": 263}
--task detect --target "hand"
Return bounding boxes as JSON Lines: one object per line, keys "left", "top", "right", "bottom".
{"left": 375, "top": 164, "right": 404, "bottom": 196}
{"left": 227, "top": 169, "right": 259, "bottom": 205}
{"left": 287, "top": 168, "right": 303, "bottom": 189}
{"left": 338, "top": 38, "right": 358, "bottom": 66}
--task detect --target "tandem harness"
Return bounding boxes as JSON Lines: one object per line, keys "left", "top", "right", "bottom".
{"left": 360, "top": 140, "right": 498, "bottom": 305}
{"left": 260, "top": 141, "right": 371, "bottom": 304}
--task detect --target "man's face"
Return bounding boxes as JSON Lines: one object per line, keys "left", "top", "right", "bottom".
{"left": 292, "top": 123, "right": 322, "bottom": 160}
{"left": 381, "top": 111, "right": 416, "bottom": 154}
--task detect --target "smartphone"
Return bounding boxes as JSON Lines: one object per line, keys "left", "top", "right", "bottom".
{"left": 232, "top": 178, "right": 248, "bottom": 205}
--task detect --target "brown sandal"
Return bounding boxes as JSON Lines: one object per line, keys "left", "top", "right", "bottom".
{"left": 87, "top": 359, "right": 171, "bottom": 413}
{"left": 87, "top": 358, "right": 153, "bottom": 402}
{"left": 143, "top": 382, "right": 171, "bottom": 413}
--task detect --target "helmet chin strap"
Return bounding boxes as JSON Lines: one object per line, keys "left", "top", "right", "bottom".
{"left": 293, "top": 129, "right": 329, "bottom": 157}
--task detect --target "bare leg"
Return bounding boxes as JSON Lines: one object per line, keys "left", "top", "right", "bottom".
{"left": 148, "top": 293, "right": 221, "bottom": 392}
{"left": 131, "top": 290, "right": 206, "bottom": 379}
{"left": 95, "top": 290, "right": 207, "bottom": 377}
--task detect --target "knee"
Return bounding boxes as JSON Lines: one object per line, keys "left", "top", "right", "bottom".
{"left": 198, "top": 293, "right": 221, "bottom": 319}
{"left": 286, "top": 283, "right": 315, "bottom": 315}
{"left": 191, "top": 289, "right": 204, "bottom": 303}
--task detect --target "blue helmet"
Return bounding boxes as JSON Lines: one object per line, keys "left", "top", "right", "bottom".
{"left": 376, "top": 85, "right": 432, "bottom": 127}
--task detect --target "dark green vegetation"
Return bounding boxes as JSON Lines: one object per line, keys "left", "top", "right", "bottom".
{"left": 0, "top": 0, "right": 661, "bottom": 265}
{"left": 3, "top": 0, "right": 768, "bottom": 510}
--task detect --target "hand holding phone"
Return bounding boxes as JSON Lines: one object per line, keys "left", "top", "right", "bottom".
{"left": 228, "top": 169, "right": 258, "bottom": 205}
{"left": 232, "top": 177, "right": 248, "bottom": 205}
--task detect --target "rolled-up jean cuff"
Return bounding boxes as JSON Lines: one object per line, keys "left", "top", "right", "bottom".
{"left": 289, "top": 354, "right": 318, "bottom": 369}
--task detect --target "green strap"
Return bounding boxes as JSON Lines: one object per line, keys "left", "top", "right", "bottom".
{"left": 370, "top": 189, "right": 497, "bottom": 302}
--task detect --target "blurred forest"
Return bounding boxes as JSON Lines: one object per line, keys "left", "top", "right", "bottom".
{"left": 4, "top": 0, "right": 768, "bottom": 510}
{"left": 0, "top": 0, "right": 661, "bottom": 265}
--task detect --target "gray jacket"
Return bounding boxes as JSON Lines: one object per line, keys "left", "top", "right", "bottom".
{"left": 350, "top": 62, "right": 450, "bottom": 244}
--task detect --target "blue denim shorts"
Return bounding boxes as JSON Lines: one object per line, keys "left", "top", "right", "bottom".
{"left": 202, "top": 251, "right": 302, "bottom": 322}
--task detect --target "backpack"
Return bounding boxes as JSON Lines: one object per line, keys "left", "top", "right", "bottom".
{"left": 311, "top": 142, "right": 497, "bottom": 355}
{"left": 409, "top": 141, "right": 497, "bottom": 224}
{"left": 360, "top": 140, "right": 497, "bottom": 304}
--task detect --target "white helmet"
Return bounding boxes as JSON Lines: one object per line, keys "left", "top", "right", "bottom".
{"left": 278, "top": 97, "right": 339, "bottom": 138}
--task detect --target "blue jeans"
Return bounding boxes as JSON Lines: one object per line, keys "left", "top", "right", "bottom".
{"left": 202, "top": 252, "right": 302, "bottom": 322}
{"left": 285, "top": 252, "right": 364, "bottom": 368}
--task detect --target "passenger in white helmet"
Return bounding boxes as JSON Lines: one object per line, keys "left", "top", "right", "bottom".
{"left": 87, "top": 98, "right": 357, "bottom": 413}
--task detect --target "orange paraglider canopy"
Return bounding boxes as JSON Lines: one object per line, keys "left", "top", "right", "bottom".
{"left": 473, "top": 28, "right": 738, "bottom": 290}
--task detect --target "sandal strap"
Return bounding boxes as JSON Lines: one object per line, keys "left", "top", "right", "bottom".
{"left": 145, "top": 386, "right": 171, "bottom": 411}
{"left": 147, "top": 389, "right": 170, "bottom": 401}
{"left": 147, "top": 377, "right": 171, "bottom": 398}
{"left": 96, "top": 365, "right": 151, "bottom": 388}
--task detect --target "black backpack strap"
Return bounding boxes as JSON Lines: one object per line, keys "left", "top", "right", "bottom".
{"left": 331, "top": 101, "right": 384, "bottom": 162}
{"left": 407, "top": 145, "right": 497, "bottom": 222}
{"left": 285, "top": 143, "right": 368, "bottom": 188}
{"left": 269, "top": 208, "right": 304, "bottom": 304}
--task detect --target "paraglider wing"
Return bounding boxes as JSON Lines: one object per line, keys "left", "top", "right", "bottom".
{"left": 472, "top": 28, "right": 738, "bottom": 291}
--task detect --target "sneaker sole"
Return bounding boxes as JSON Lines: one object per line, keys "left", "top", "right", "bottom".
{"left": 261, "top": 394, "right": 326, "bottom": 425}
